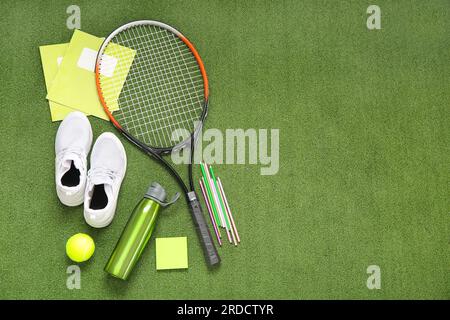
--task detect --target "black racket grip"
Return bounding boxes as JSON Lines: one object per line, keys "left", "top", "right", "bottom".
{"left": 188, "top": 192, "right": 221, "bottom": 266}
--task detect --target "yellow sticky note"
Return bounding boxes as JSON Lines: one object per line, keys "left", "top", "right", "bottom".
{"left": 39, "top": 43, "right": 85, "bottom": 121}
{"left": 46, "top": 30, "right": 135, "bottom": 120}
{"left": 155, "top": 237, "right": 188, "bottom": 270}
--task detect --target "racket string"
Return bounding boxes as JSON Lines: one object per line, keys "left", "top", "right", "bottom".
{"left": 130, "top": 25, "right": 192, "bottom": 145}
{"left": 161, "top": 29, "right": 204, "bottom": 132}
{"left": 118, "top": 27, "right": 196, "bottom": 142}
{"left": 98, "top": 24, "right": 206, "bottom": 149}
{"left": 123, "top": 25, "right": 176, "bottom": 141}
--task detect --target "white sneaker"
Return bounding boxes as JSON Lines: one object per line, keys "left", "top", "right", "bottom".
{"left": 84, "top": 132, "right": 127, "bottom": 228}
{"left": 55, "top": 112, "right": 93, "bottom": 206}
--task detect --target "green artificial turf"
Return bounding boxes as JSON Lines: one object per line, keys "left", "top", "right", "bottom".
{"left": 0, "top": 0, "right": 448, "bottom": 299}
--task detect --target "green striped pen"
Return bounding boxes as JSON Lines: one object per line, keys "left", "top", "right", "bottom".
{"left": 200, "top": 163, "right": 220, "bottom": 227}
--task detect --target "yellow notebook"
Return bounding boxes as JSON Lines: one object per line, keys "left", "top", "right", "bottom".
{"left": 39, "top": 43, "right": 84, "bottom": 121}
{"left": 46, "top": 30, "right": 136, "bottom": 120}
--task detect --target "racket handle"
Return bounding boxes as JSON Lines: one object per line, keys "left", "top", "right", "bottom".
{"left": 188, "top": 192, "right": 221, "bottom": 266}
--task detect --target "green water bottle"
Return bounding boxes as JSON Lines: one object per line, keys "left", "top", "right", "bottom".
{"left": 104, "top": 182, "right": 179, "bottom": 280}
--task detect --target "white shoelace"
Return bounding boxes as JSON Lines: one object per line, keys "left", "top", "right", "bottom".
{"left": 87, "top": 167, "right": 117, "bottom": 186}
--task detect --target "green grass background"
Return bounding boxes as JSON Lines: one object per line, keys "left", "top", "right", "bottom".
{"left": 0, "top": 0, "right": 448, "bottom": 299}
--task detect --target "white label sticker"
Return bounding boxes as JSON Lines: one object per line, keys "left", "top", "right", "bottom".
{"left": 77, "top": 47, "right": 117, "bottom": 77}
{"left": 99, "top": 54, "right": 118, "bottom": 78}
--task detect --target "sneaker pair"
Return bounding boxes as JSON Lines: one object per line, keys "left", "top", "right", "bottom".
{"left": 55, "top": 112, "right": 126, "bottom": 228}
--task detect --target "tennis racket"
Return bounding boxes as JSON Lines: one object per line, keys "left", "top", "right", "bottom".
{"left": 95, "top": 20, "right": 220, "bottom": 266}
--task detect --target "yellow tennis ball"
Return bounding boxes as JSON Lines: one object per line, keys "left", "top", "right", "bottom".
{"left": 66, "top": 233, "right": 95, "bottom": 263}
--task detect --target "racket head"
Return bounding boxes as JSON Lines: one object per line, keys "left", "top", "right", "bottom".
{"left": 95, "top": 20, "right": 209, "bottom": 154}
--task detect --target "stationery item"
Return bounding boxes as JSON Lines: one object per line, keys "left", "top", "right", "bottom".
{"left": 201, "top": 162, "right": 231, "bottom": 243}
{"left": 217, "top": 177, "right": 240, "bottom": 243}
{"left": 47, "top": 30, "right": 135, "bottom": 120}
{"left": 155, "top": 237, "right": 189, "bottom": 270}
{"left": 200, "top": 163, "right": 220, "bottom": 226}
{"left": 201, "top": 163, "right": 223, "bottom": 227}
{"left": 199, "top": 162, "right": 240, "bottom": 247}
{"left": 39, "top": 43, "right": 85, "bottom": 121}
{"left": 208, "top": 164, "right": 235, "bottom": 244}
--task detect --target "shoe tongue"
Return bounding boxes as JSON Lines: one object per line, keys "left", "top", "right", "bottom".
{"left": 71, "top": 157, "right": 83, "bottom": 170}
{"left": 60, "top": 159, "right": 71, "bottom": 174}
{"left": 59, "top": 157, "right": 82, "bottom": 178}
{"left": 89, "top": 173, "right": 114, "bottom": 194}
{"left": 61, "top": 155, "right": 82, "bottom": 172}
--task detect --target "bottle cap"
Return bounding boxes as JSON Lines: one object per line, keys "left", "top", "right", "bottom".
{"left": 145, "top": 182, "right": 167, "bottom": 203}
{"left": 145, "top": 182, "right": 180, "bottom": 207}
